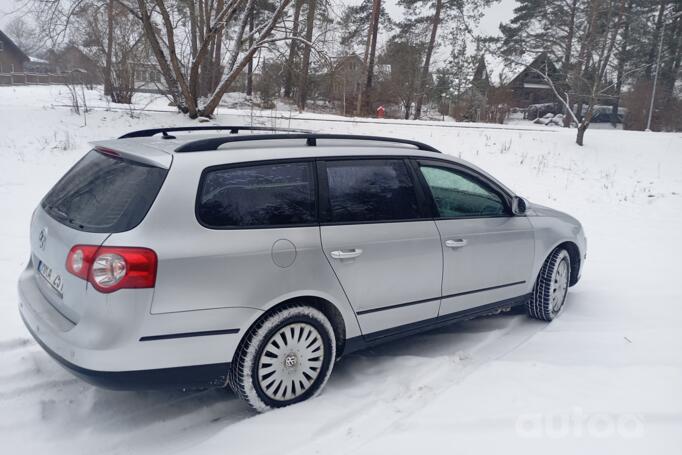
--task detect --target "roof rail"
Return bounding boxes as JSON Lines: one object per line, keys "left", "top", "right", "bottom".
{"left": 174, "top": 133, "right": 442, "bottom": 154}
{"left": 118, "top": 126, "right": 311, "bottom": 139}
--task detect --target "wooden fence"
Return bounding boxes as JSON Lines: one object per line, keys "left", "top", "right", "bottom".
{"left": 0, "top": 72, "right": 68, "bottom": 86}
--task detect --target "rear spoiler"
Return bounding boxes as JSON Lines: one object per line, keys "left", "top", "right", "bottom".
{"left": 89, "top": 141, "right": 172, "bottom": 169}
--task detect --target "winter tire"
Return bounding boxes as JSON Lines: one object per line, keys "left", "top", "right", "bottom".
{"left": 229, "top": 304, "right": 336, "bottom": 412}
{"left": 527, "top": 248, "right": 571, "bottom": 321}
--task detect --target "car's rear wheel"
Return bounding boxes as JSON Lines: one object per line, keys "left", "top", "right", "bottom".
{"left": 230, "top": 304, "right": 336, "bottom": 412}
{"left": 527, "top": 248, "right": 571, "bottom": 321}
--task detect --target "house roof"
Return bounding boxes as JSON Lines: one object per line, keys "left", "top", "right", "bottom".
{"left": 507, "top": 52, "right": 560, "bottom": 88}
{"left": 331, "top": 53, "right": 363, "bottom": 70}
{"left": 0, "top": 29, "right": 29, "bottom": 62}
{"left": 472, "top": 56, "right": 489, "bottom": 84}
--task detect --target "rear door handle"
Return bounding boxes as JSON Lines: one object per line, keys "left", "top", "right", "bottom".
{"left": 330, "top": 249, "right": 363, "bottom": 259}
{"left": 445, "top": 239, "right": 467, "bottom": 248}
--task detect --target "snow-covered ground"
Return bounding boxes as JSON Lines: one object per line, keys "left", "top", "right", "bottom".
{"left": 1, "top": 85, "right": 681, "bottom": 454}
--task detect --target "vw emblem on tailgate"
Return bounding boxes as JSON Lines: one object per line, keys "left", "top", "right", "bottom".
{"left": 38, "top": 228, "right": 48, "bottom": 250}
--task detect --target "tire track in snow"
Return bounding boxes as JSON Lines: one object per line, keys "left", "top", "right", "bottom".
{"left": 0, "top": 379, "right": 80, "bottom": 401}
{"left": 0, "top": 337, "right": 32, "bottom": 351}
{"left": 296, "top": 314, "right": 549, "bottom": 455}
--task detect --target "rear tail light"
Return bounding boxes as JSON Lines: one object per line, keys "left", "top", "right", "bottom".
{"left": 66, "top": 245, "right": 157, "bottom": 293}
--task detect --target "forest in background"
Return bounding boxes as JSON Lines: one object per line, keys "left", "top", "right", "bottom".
{"left": 3, "top": 0, "right": 682, "bottom": 144}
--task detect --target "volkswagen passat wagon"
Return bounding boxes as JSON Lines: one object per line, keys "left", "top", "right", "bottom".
{"left": 19, "top": 126, "right": 586, "bottom": 412}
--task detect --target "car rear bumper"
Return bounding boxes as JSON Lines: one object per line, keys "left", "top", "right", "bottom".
{"left": 18, "top": 260, "right": 253, "bottom": 390}
{"left": 21, "top": 312, "right": 230, "bottom": 390}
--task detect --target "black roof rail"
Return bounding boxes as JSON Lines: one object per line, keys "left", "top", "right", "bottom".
{"left": 174, "top": 133, "right": 442, "bottom": 154}
{"left": 118, "top": 126, "right": 311, "bottom": 139}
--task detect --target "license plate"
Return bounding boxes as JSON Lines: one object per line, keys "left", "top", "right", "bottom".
{"left": 37, "top": 260, "right": 64, "bottom": 298}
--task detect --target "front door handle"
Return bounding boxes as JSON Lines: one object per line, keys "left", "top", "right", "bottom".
{"left": 330, "top": 249, "right": 363, "bottom": 259}
{"left": 445, "top": 239, "right": 467, "bottom": 248}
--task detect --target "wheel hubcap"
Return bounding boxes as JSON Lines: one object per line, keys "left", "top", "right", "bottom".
{"left": 257, "top": 322, "right": 324, "bottom": 402}
{"left": 551, "top": 259, "right": 569, "bottom": 313}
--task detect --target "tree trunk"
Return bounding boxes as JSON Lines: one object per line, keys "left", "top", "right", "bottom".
{"left": 413, "top": 0, "right": 442, "bottom": 119}
{"left": 576, "top": 123, "right": 587, "bottom": 146}
{"left": 187, "top": 0, "right": 245, "bottom": 104}
{"left": 361, "top": 0, "right": 381, "bottom": 117}
{"left": 135, "top": 0, "right": 187, "bottom": 112}
{"left": 209, "top": 0, "right": 225, "bottom": 94}
{"left": 563, "top": 0, "right": 578, "bottom": 72}
{"left": 661, "top": 10, "right": 682, "bottom": 101}
{"left": 560, "top": 0, "right": 578, "bottom": 126}
{"left": 284, "top": 0, "right": 304, "bottom": 98}
{"left": 297, "top": 0, "right": 317, "bottom": 111}
{"left": 355, "top": 9, "right": 373, "bottom": 116}
{"left": 188, "top": 1, "right": 198, "bottom": 61}
{"left": 200, "top": 0, "right": 292, "bottom": 117}
{"left": 246, "top": 10, "right": 254, "bottom": 96}
{"left": 612, "top": 0, "right": 633, "bottom": 125}
{"left": 104, "top": 0, "right": 114, "bottom": 97}
{"left": 154, "top": 0, "right": 198, "bottom": 116}
{"left": 645, "top": 0, "right": 666, "bottom": 80}
{"left": 576, "top": 108, "right": 593, "bottom": 146}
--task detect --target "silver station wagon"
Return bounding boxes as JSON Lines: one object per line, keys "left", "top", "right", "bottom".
{"left": 18, "top": 126, "right": 586, "bottom": 412}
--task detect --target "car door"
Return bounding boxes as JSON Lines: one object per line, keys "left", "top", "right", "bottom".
{"left": 415, "top": 159, "right": 535, "bottom": 316}
{"left": 319, "top": 158, "right": 443, "bottom": 336}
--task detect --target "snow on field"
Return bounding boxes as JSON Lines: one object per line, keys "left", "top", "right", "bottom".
{"left": 1, "top": 85, "right": 681, "bottom": 454}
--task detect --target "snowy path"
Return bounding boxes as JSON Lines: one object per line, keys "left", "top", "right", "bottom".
{"left": 1, "top": 86, "right": 681, "bottom": 454}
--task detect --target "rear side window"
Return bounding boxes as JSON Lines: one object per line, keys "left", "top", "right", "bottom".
{"left": 42, "top": 150, "right": 168, "bottom": 233}
{"left": 324, "top": 159, "right": 421, "bottom": 223}
{"left": 197, "top": 162, "right": 316, "bottom": 228}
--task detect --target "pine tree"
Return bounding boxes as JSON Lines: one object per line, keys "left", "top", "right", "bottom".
{"left": 399, "top": 0, "right": 492, "bottom": 119}
{"left": 499, "top": 0, "right": 581, "bottom": 75}
{"left": 380, "top": 32, "right": 425, "bottom": 119}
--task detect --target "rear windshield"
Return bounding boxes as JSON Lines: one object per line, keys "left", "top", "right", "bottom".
{"left": 42, "top": 150, "right": 168, "bottom": 233}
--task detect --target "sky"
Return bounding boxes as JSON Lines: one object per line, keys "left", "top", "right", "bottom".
{"left": 0, "top": 0, "right": 517, "bottom": 34}
{"left": 0, "top": 0, "right": 22, "bottom": 29}
{"left": 376, "top": 0, "right": 517, "bottom": 37}
{"left": 0, "top": 0, "right": 517, "bottom": 71}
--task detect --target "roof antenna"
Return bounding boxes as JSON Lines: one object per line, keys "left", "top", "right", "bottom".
{"left": 161, "top": 131, "right": 176, "bottom": 139}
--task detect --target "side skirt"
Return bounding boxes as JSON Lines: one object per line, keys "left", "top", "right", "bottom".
{"left": 342, "top": 293, "right": 530, "bottom": 356}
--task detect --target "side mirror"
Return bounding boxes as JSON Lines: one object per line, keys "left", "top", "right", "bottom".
{"left": 512, "top": 196, "right": 528, "bottom": 215}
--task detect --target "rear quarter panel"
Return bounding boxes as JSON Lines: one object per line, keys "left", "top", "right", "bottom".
{"left": 105, "top": 153, "right": 363, "bottom": 340}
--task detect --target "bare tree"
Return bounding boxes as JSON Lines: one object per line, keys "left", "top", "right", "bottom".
{"left": 5, "top": 18, "right": 43, "bottom": 55}
{"left": 134, "top": 0, "right": 294, "bottom": 118}
{"left": 572, "top": 0, "right": 625, "bottom": 145}
{"left": 64, "top": 0, "right": 146, "bottom": 103}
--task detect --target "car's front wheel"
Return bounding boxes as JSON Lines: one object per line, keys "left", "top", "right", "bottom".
{"left": 527, "top": 248, "right": 571, "bottom": 321}
{"left": 230, "top": 304, "right": 336, "bottom": 412}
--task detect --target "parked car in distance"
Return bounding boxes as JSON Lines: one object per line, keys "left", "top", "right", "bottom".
{"left": 18, "top": 127, "right": 586, "bottom": 412}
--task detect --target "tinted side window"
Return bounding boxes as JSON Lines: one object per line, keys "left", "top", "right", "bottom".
{"left": 325, "top": 159, "right": 421, "bottom": 223}
{"left": 420, "top": 166, "right": 506, "bottom": 217}
{"left": 197, "top": 162, "right": 316, "bottom": 228}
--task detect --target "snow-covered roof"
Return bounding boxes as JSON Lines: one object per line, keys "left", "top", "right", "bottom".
{"left": 0, "top": 29, "right": 29, "bottom": 62}
{"left": 28, "top": 56, "right": 48, "bottom": 64}
{"left": 483, "top": 53, "right": 555, "bottom": 87}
